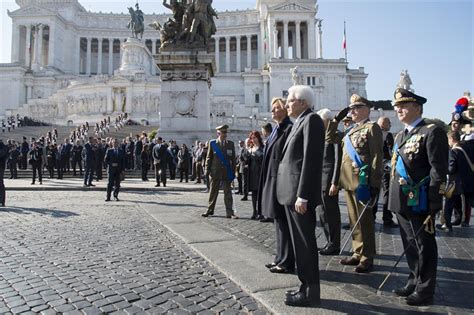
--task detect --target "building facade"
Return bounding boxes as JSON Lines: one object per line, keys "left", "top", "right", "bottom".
{"left": 1, "top": 0, "right": 368, "bottom": 128}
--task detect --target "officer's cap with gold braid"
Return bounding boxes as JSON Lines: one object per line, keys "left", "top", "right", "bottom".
{"left": 216, "top": 124, "right": 229, "bottom": 132}
{"left": 349, "top": 94, "right": 372, "bottom": 108}
{"left": 392, "top": 88, "right": 427, "bottom": 106}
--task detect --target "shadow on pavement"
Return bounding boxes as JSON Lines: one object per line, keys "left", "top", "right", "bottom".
{"left": 1, "top": 206, "right": 79, "bottom": 218}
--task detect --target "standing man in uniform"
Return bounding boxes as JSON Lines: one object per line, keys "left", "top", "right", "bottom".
{"left": 276, "top": 85, "right": 325, "bottom": 307}
{"left": 202, "top": 125, "right": 238, "bottom": 219}
{"left": 20, "top": 137, "right": 29, "bottom": 169}
{"left": 0, "top": 140, "right": 8, "bottom": 206}
{"left": 104, "top": 138, "right": 125, "bottom": 201}
{"left": 83, "top": 137, "right": 96, "bottom": 187}
{"left": 389, "top": 88, "right": 448, "bottom": 306}
{"left": 339, "top": 94, "right": 383, "bottom": 273}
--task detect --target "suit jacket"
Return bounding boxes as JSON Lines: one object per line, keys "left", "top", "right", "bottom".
{"left": 104, "top": 148, "right": 125, "bottom": 174}
{"left": 388, "top": 119, "right": 448, "bottom": 214}
{"left": 321, "top": 130, "right": 343, "bottom": 191}
{"left": 82, "top": 143, "right": 95, "bottom": 165}
{"left": 205, "top": 138, "right": 236, "bottom": 181}
{"left": 258, "top": 117, "right": 293, "bottom": 219}
{"left": 339, "top": 120, "right": 384, "bottom": 191}
{"left": 453, "top": 139, "right": 474, "bottom": 195}
{"left": 152, "top": 143, "right": 169, "bottom": 168}
{"left": 276, "top": 109, "right": 325, "bottom": 208}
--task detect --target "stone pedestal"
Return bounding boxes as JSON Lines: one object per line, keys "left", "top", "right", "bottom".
{"left": 155, "top": 50, "right": 214, "bottom": 139}
{"left": 116, "top": 38, "right": 152, "bottom": 77}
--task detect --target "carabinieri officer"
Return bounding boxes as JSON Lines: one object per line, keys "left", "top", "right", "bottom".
{"left": 389, "top": 88, "right": 449, "bottom": 306}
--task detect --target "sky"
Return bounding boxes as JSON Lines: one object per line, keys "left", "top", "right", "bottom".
{"left": 0, "top": 0, "right": 472, "bottom": 122}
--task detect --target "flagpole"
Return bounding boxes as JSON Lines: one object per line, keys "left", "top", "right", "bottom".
{"left": 344, "top": 21, "right": 348, "bottom": 63}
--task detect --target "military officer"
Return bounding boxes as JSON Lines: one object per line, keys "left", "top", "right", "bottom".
{"left": 339, "top": 94, "right": 383, "bottom": 273}
{"left": 202, "top": 125, "right": 238, "bottom": 219}
{"left": 389, "top": 88, "right": 448, "bottom": 306}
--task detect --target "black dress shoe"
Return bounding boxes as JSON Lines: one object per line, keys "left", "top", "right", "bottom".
{"left": 201, "top": 211, "right": 214, "bottom": 217}
{"left": 105, "top": 198, "right": 111, "bottom": 202}
{"left": 241, "top": 197, "right": 248, "bottom": 201}
{"left": 354, "top": 261, "right": 373, "bottom": 273}
{"left": 339, "top": 257, "right": 360, "bottom": 266}
{"left": 265, "top": 262, "right": 277, "bottom": 269}
{"left": 114, "top": 196, "right": 119, "bottom": 201}
{"left": 342, "top": 223, "right": 350, "bottom": 230}
{"left": 269, "top": 266, "right": 294, "bottom": 274}
{"left": 260, "top": 217, "right": 274, "bottom": 223}
{"left": 393, "top": 285, "right": 415, "bottom": 297}
{"left": 284, "top": 292, "right": 320, "bottom": 307}
{"left": 155, "top": 184, "right": 160, "bottom": 187}
{"left": 89, "top": 184, "right": 95, "bottom": 187}
{"left": 405, "top": 292, "right": 433, "bottom": 306}
{"left": 319, "top": 247, "right": 340, "bottom": 256}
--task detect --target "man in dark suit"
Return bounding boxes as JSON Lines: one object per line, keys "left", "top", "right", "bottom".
{"left": 152, "top": 137, "right": 168, "bottom": 187}
{"left": 71, "top": 139, "right": 83, "bottom": 176}
{"left": 104, "top": 138, "right": 125, "bottom": 201}
{"left": 316, "top": 108, "right": 343, "bottom": 255}
{"left": 63, "top": 138, "right": 72, "bottom": 173}
{"left": 276, "top": 85, "right": 325, "bottom": 307}
{"left": 388, "top": 88, "right": 448, "bottom": 306}
{"left": 202, "top": 125, "right": 238, "bottom": 219}
{"left": 29, "top": 142, "right": 43, "bottom": 185}
{"left": 20, "top": 136, "right": 29, "bottom": 169}
{"left": 82, "top": 137, "right": 96, "bottom": 187}
{"left": 257, "top": 97, "right": 294, "bottom": 273}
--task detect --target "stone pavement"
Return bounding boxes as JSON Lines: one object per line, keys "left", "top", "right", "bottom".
{"left": 0, "top": 184, "right": 473, "bottom": 314}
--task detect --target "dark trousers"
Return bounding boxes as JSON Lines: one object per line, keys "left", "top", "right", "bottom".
{"left": 154, "top": 164, "right": 167, "bottom": 186}
{"left": 237, "top": 172, "right": 243, "bottom": 194}
{"left": 32, "top": 164, "right": 42, "bottom": 183}
{"left": 84, "top": 163, "right": 94, "bottom": 185}
{"left": 396, "top": 212, "right": 437, "bottom": 297}
{"left": 56, "top": 160, "right": 63, "bottom": 179}
{"left": 107, "top": 169, "right": 121, "bottom": 199}
{"left": 274, "top": 216, "right": 295, "bottom": 270}
{"left": 251, "top": 190, "right": 259, "bottom": 217}
{"left": 20, "top": 155, "right": 27, "bottom": 169}
{"left": 179, "top": 169, "right": 189, "bottom": 182}
{"left": 242, "top": 168, "right": 249, "bottom": 198}
{"left": 318, "top": 189, "right": 341, "bottom": 249}
{"left": 195, "top": 162, "right": 203, "bottom": 183}
{"left": 96, "top": 162, "right": 103, "bottom": 180}
{"left": 65, "top": 154, "right": 71, "bottom": 172}
{"left": 284, "top": 204, "right": 320, "bottom": 298}
{"left": 47, "top": 163, "right": 55, "bottom": 179}
{"left": 141, "top": 163, "right": 149, "bottom": 181}
{"left": 444, "top": 194, "right": 471, "bottom": 226}
{"left": 72, "top": 158, "right": 82, "bottom": 175}
{"left": 374, "top": 171, "right": 394, "bottom": 223}
{"left": 0, "top": 168, "right": 5, "bottom": 205}
{"left": 169, "top": 161, "right": 176, "bottom": 179}
{"left": 9, "top": 161, "right": 17, "bottom": 179}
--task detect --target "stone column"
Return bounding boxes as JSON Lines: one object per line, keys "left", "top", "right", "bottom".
{"left": 307, "top": 20, "right": 316, "bottom": 59}
{"left": 47, "top": 23, "right": 55, "bottom": 66}
{"left": 108, "top": 38, "right": 114, "bottom": 75}
{"left": 246, "top": 35, "right": 251, "bottom": 69}
{"left": 214, "top": 37, "right": 220, "bottom": 73}
{"left": 151, "top": 39, "right": 157, "bottom": 75}
{"left": 263, "top": 79, "right": 269, "bottom": 112}
{"left": 236, "top": 36, "right": 241, "bottom": 72}
{"left": 86, "top": 37, "right": 92, "bottom": 75}
{"left": 25, "top": 25, "right": 31, "bottom": 67}
{"left": 11, "top": 24, "right": 20, "bottom": 63}
{"left": 75, "top": 36, "right": 81, "bottom": 74}
{"left": 273, "top": 22, "right": 278, "bottom": 58}
{"left": 107, "top": 87, "right": 113, "bottom": 113}
{"left": 259, "top": 22, "right": 264, "bottom": 68}
{"left": 37, "top": 24, "right": 44, "bottom": 66}
{"left": 283, "top": 21, "right": 289, "bottom": 59}
{"left": 31, "top": 26, "right": 39, "bottom": 69}
{"left": 318, "top": 21, "right": 323, "bottom": 58}
{"left": 97, "top": 38, "right": 103, "bottom": 74}
{"left": 295, "top": 21, "right": 301, "bottom": 59}
{"left": 225, "top": 36, "right": 230, "bottom": 73}
{"left": 267, "top": 18, "right": 273, "bottom": 60}
{"left": 26, "top": 85, "right": 32, "bottom": 101}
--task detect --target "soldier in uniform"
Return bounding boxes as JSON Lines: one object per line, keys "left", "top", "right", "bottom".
{"left": 202, "top": 125, "right": 238, "bottom": 219}
{"left": 104, "top": 138, "right": 125, "bottom": 201}
{"left": 389, "top": 88, "right": 448, "bottom": 306}
{"left": 339, "top": 94, "right": 383, "bottom": 273}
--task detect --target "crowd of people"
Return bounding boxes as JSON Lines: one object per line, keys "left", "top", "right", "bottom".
{"left": 2, "top": 114, "right": 24, "bottom": 133}
{"left": 0, "top": 87, "right": 473, "bottom": 308}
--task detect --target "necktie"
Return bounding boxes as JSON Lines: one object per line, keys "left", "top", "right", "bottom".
{"left": 267, "top": 125, "right": 279, "bottom": 145}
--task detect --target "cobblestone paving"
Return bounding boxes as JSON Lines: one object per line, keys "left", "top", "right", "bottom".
{"left": 0, "top": 191, "right": 269, "bottom": 315}
{"left": 189, "top": 190, "right": 474, "bottom": 314}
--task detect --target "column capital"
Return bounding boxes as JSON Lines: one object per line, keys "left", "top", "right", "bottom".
{"left": 97, "top": 37, "right": 103, "bottom": 41}
{"left": 295, "top": 21, "right": 301, "bottom": 26}
{"left": 246, "top": 34, "right": 252, "bottom": 39}
{"left": 225, "top": 36, "right": 231, "bottom": 41}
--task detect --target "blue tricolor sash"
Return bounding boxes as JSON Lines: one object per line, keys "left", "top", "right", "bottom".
{"left": 210, "top": 140, "right": 235, "bottom": 181}
{"left": 393, "top": 143, "right": 429, "bottom": 214}
{"left": 344, "top": 134, "right": 370, "bottom": 202}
